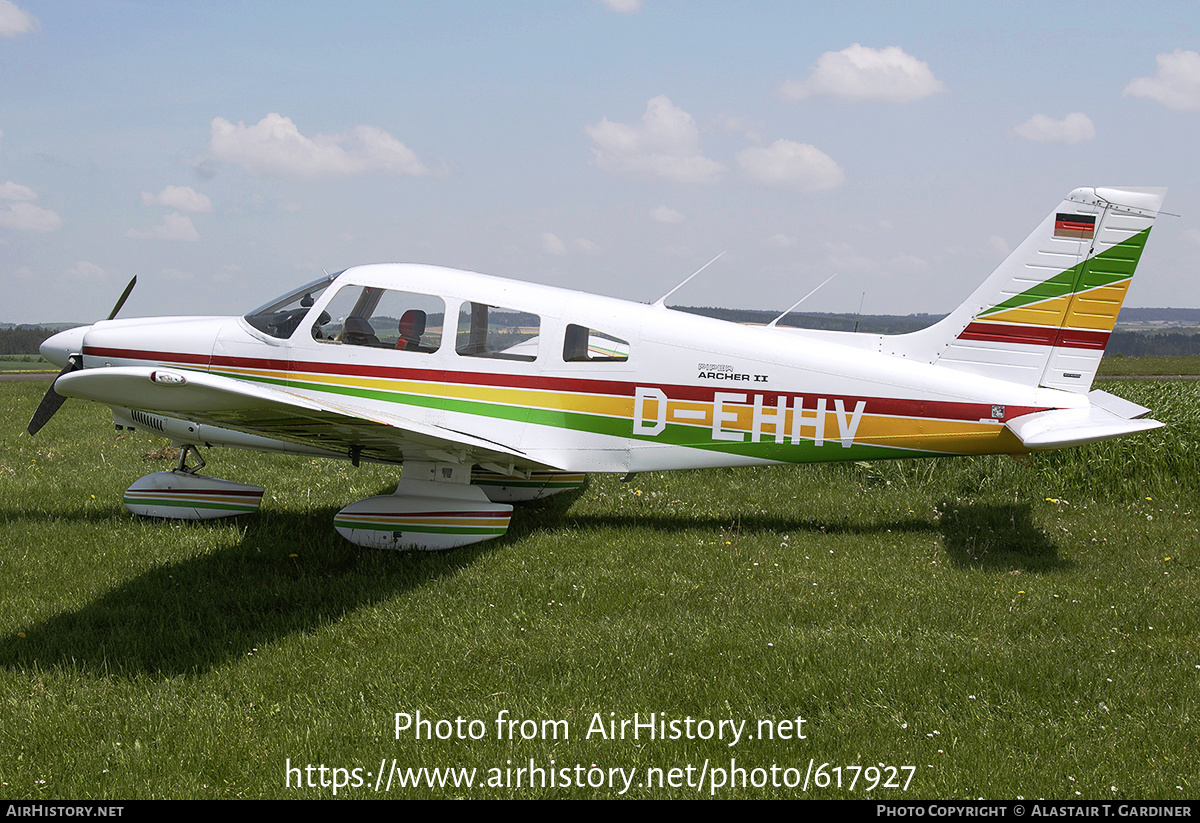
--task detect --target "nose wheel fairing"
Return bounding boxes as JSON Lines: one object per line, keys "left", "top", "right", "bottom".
{"left": 123, "top": 473, "right": 266, "bottom": 520}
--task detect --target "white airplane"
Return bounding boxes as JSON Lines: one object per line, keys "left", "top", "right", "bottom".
{"left": 29, "top": 186, "right": 1166, "bottom": 550}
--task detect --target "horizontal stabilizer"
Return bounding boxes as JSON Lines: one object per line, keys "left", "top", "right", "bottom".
{"left": 1005, "top": 390, "right": 1163, "bottom": 450}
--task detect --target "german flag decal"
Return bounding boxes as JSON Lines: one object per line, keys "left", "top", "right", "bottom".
{"left": 1054, "top": 213, "right": 1096, "bottom": 239}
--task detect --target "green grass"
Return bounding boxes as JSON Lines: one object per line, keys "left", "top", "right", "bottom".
{"left": 1098, "top": 355, "right": 1200, "bottom": 376}
{"left": 0, "top": 380, "right": 1197, "bottom": 799}
{"left": 0, "top": 356, "right": 53, "bottom": 373}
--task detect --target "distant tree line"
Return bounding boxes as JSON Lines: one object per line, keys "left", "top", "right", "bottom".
{"left": 675, "top": 307, "right": 940, "bottom": 334}
{"left": 1107, "top": 331, "right": 1200, "bottom": 357}
{"left": 0, "top": 326, "right": 60, "bottom": 356}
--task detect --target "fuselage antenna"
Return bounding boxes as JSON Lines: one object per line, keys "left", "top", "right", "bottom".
{"left": 652, "top": 251, "right": 726, "bottom": 309}
{"left": 767, "top": 273, "right": 838, "bottom": 328}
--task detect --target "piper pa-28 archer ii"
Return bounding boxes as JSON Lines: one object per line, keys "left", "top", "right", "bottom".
{"left": 28, "top": 186, "right": 1167, "bottom": 550}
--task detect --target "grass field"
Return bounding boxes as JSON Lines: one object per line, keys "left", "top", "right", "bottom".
{"left": 0, "top": 356, "right": 53, "bottom": 373}
{"left": 1098, "top": 355, "right": 1200, "bottom": 376}
{"left": 0, "top": 379, "right": 1197, "bottom": 799}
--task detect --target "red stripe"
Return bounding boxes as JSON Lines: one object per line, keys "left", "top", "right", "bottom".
{"left": 1052, "top": 328, "right": 1111, "bottom": 350}
{"left": 958, "top": 322, "right": 1109, "bottom": 350}
{"left": 1055, "top": 219, "right": 1094, "bottom": 232}
{"left": 83, "top": 345, "right": 1049, "bottom": 423}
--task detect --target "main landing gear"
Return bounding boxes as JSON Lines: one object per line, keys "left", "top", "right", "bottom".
{"left": 122, "top": 450, "right": 584, "bottom": 551}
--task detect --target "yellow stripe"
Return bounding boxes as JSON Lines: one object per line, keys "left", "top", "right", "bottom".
{"left": 220, "top": 366, "right": 638, "bottom": 420}
{"left": 979, "top": 279, "right": 1131, "bottom": 331}
{"left": 215, "top": 365, "right": 1022, "bottom": 454}
{"left": 1062, "top": 280, "right": 1131, "bottom": 332}
{"left": 980, "top": 295, "right": 1071, "bottom": 328}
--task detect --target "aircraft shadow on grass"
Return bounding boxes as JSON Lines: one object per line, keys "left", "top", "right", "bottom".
{"left": 0, "top": 488, "right": 1061, "bottom": 678}
{"left": 0, "top": 492, "right": 502, "bottom": 678}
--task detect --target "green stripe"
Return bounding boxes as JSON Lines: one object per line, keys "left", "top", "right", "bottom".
{"left": 124, "top": 496, "right": 258, "bottom": 512}
{"left": 208, "top": 370, "right": 944, "bottom": 464}
{"left": 979, "top": 228, "right": 1149, "bottom": 317}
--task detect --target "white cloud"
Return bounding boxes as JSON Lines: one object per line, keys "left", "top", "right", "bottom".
{"left": 0, "top": 1, "right": 38, "bottom": 38}
{"left": 1012, "top": 112, "right": 1096, "bottom": 145}
{"left": 141, "top": 185, "right": 212, "bottom": 213}
{"left": 586, "top": 95, "right": 724, "bottom": 184}
{"left": 161, "top": 267, "right": 193, "bottom": 283}
{"left": 823, "top": 241, "right": 874, "bottom": 272}
{"left": 69, "top": 261, "right": 106, "bottom": 280}
{"left": 542, "top": 233, "right": 599, "bottom": 255}
{"left": 988, "top": 235, "right": 1011, "bottom": 257}
{"left": 214, "top": 264, "right": 242, "bottom": 283}
{"left": 126, "top": 212, "right": 199, "bottom": 242}
{"left": 599, "top": 0, "right": 641, "bottom": 12}
{"left": 736, "top": 139, "right": 844, "bottom": 191}
{"left": 824, "top": 241, "right": 929, "bottom": 277}
{"left": 720, "top": 115, "right": 765, "bottom": 144}
{"left": 0, "top": 181, "right": 36, "bottom": 201}
{"left": 763, "top": 233, "right": 796, "bottom": 248}
{"left": 781, "top": 44, "right": 946, "bottom": 103}
{"left": 0, "top": 202, "right": 60, "bottom": 232}
{"left": 1124, "top": 49, "right": 1200, "bottom": 111}
{"left": 650, "top": 205, "right": 684, "bottom": 224}
{"left": 208, "top": 113, "right": 430, "bottom": 178}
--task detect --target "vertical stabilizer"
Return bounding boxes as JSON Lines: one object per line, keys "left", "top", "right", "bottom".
{"left": 889, "top": 187, "right": 1165, "bottom": 392}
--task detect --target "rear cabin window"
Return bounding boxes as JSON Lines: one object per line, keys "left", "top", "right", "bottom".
{"left": 314, "top": 286, "right": 444, "bottom": 352}
{"left": 456, "top": 302, "right": 540, "bottom": 362}
{"left": 563, "top": 324, "right": 630, "bottom": 362}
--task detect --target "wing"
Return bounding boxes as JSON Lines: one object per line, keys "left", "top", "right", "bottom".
{"left": 55, "top": 366, "right": 560, "bottom": 470}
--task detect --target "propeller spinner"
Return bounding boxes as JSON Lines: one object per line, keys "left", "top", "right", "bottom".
{"left": 26, "top": 276, "right": 137, "bottom": 436}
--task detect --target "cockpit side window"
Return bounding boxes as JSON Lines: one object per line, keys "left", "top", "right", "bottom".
{"left": 314, "top": 286, "right": 444, "bottom": 352}
{"left": 563, "top": 324, "right": 630, "bottom": 362}
{"left": 243, "top": 273, "right": 338, "bottom": 339}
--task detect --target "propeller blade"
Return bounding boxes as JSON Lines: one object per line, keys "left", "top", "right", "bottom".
{"left": 106, "top": 276, "right": 137, "bottom": 321}
{"left": 26, "top": 355, "right": 82, "bottom": 436}
{"left": 28, "top": 278, "right": 136, "bottom": 436}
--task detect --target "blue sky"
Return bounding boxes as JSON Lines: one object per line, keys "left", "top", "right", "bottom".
{"left": 2, "top": 1, "right": 1199, "bottom": 322}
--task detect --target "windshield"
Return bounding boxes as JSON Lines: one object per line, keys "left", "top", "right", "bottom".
{"left": 244, "top": 272, "right": 340, "bottom": 339}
